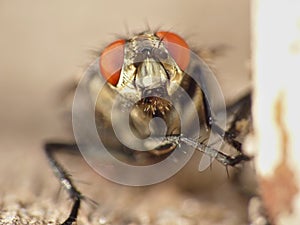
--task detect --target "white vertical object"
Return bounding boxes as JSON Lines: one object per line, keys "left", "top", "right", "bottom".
{"left": 251, "top": 0, "right": 300, "bottom": 224}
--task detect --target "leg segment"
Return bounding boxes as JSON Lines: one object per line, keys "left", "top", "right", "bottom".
{"left": 179, "top": 136, "right": 251, "bottom": 166}
{"left": 44, "top": 143, "right": 82, "bottom": 225}
{"left": 210, "top": 93, "right": 252, "bottom": 153}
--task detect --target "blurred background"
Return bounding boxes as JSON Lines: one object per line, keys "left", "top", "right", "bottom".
{"left": 0, "top": 0, "right": 251, "bottom": 224}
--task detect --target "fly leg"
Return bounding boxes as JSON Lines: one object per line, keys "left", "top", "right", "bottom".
{"left": 179, "top": 136, "right": 251, "bottom": 166}
{"left": 224, "top": 92, "right": 252, "bottom": 153}
{"left": 209, "top": 93, "right": 252, "bottom": 153}
{"left": 211, "top": 124, "right": 243, "bottom": 153}
{"left": 44, "top": 142, "right": 82, "bottom": 225}
{"left": 206, "top": 145, "right": 251, "bottom": 166}
{"left": 156, "top": 135, "right": 251, "bottom": 167}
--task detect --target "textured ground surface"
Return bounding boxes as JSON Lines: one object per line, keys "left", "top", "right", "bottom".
{"left": 0, "top": 1, "right": 251, "bottom": 224}
{"left": 0, "top": 144, "right": 251, "bottom": 225}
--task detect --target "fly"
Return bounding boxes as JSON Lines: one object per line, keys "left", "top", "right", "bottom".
{"left": 44, "top": 30, "right": 252, "bottom": 225}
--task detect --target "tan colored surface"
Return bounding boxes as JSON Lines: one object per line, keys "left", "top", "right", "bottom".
{"left": 0, "top": 1, "right": 251, "bottom": 224}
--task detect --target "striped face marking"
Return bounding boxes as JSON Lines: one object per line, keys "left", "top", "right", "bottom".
{"left": 99, "top": 32, "right": 190, "bottom": 100}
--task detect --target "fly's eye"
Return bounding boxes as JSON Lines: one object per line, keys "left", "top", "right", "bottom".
{"left": 155, "top": 31, "right": 190, "bottom": 71}
{"left": 99, "top": 39, "right": 126, "bottom": 86}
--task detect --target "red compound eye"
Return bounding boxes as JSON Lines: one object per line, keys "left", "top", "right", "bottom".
{"left": 99, "top": 39, "right": 125, "bottom": 86}
{"left": 155, "top": 31, "right": 190, "bottom": 71}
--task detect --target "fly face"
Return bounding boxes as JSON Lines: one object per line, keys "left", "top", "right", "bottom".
{"left": 93, "top": 31, "right": 207, "bottom": 161}
{"left": 104, "top": 32, "right": 187, "bottom": 96}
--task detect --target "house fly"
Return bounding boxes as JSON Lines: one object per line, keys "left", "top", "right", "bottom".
{"left": 44, "top": 30, "right": 252, "bottom": 225}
